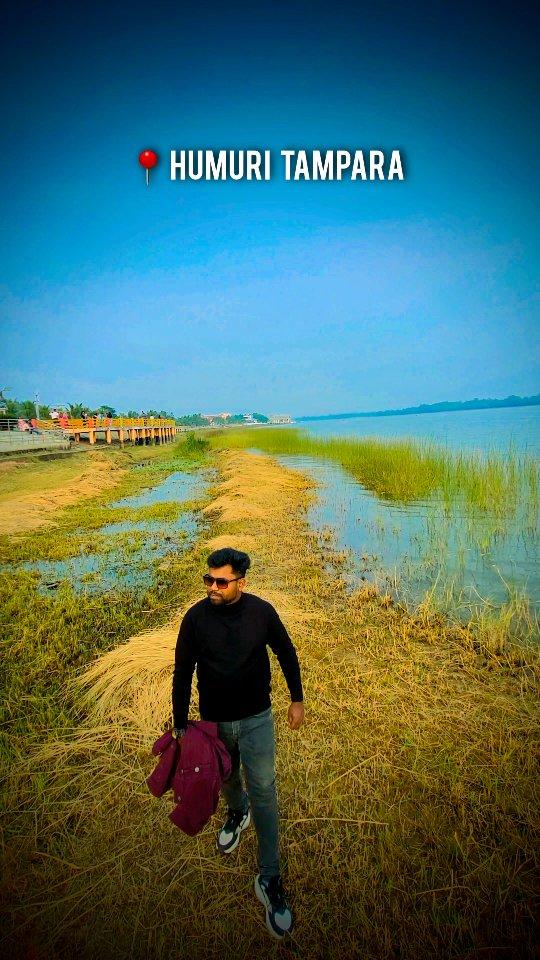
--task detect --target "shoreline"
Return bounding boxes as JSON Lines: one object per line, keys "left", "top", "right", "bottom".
{"left": 208, "top": 428, "right": 539, "bottom": 648}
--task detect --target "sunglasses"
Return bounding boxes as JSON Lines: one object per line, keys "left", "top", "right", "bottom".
{"left": 203, "top": 574, "right": 243, "bottom": 589}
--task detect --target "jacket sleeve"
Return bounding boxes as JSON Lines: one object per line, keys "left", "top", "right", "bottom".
{"left": 172, "top": 609, "right": 198, "bottom": 729}
{"left": 266, "top": 604, "right": 304, "bottom": 702}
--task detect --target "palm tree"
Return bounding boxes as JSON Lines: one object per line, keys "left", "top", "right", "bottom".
{"left": 68, "top": 403, "right": 86, "bottom": 418}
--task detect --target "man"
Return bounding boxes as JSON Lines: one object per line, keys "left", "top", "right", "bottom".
{"left": 172, "top": 547, "right": 304, "bottom": 940}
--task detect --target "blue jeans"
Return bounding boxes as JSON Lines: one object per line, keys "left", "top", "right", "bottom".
{"left": 217, "top": 706, "right": 280, "bottom": 880}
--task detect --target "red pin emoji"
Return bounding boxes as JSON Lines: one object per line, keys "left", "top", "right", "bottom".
{"left": 138, "top": 149, "right": 158, "bottom": 186}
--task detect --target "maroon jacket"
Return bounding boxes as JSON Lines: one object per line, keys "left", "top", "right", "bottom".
{"left": 146, "top": 721, "right": 232, "bottom": 835}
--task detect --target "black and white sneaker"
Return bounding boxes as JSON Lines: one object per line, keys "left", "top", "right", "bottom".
{"left": 254, "top": 873, "right": 294, "bottom": 939}
{"left": 216, "top": 805, "right": 251, "bottom": 854}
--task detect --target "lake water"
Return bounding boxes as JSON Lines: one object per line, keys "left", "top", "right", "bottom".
{"left": 297, "top": 406, "right": 540, "bottom": 456}
{"left": 246, "top": 407, "right": 539, "bottom": 628}
{"left": 110, "top": 469, "right": 204, "bottom": 508}
{"left": 274, "top": 454, "right": 539, "bottom": 620}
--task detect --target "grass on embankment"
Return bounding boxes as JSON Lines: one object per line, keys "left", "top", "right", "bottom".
{"left": 207, "top": 426, "right": 539, "bottom": 520}
{"left": 0, "top": 436, "right": 209, "bottom": 564}
{"left": 1, "top": 446, "right": 537, "bottom": 960}
{"left": 207, "top": 427, "right": 539, "bottom": 648}
{"left": 0, "top": 450, "right": 95, "bottom": 499}
{"left": 0, "top": 434, "right": 213, "bottom": 747}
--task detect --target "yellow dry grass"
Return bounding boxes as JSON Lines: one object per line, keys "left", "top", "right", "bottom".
{"left": 203, "top": 532, "right": 258, "bottom": 553}
{"left": 0, "top": 451, "right": 125, "bottom": 534}
{"left": 2, "top": 448, "right": 539, "bottom": 960}
{"left": 60, "top": 452, "right": 326, "bottom": 739}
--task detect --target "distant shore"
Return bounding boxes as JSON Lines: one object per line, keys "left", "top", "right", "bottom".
{"left": 297, "top": 393, "right": 540, "bottom": 422}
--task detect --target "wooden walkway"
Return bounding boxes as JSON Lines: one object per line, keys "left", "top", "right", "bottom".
{"left": 37, "top": 417, "right": 178, "bottom": 446}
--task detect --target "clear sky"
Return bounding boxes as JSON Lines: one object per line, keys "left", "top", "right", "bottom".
{"left": 1, "top": 0, "right": 538, "bottom": 416}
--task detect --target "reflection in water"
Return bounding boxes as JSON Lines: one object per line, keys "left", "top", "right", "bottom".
{"left": 272, "top": 454, "right": 539, "bottom": 619}
{"left": 17, "top": 469, "right": 210, "bottom": 594}
{"left": 111, "top": 470, "right": 205, "bottom": 508}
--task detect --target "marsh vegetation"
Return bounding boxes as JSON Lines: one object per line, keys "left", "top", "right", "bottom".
{"left": 209, "top": 428, "right": 539, "bottom": 647}
{"left": 1, "top": 435, "right": 538, "bottom": 959}
{"left": 0, "top": 436, "right": 212, "bottom": 741}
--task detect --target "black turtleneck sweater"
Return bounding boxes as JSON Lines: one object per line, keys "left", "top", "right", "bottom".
{"left": 172, "top": 591, "right": 304, "bottom": 729}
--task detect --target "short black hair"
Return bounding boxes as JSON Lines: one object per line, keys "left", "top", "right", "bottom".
{"left": 207, "top": 547, "right": 251, "bottom": 578}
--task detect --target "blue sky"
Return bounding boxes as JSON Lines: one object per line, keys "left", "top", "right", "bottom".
{"left": 1, "top": 0, "right": 538, "bottom": 416}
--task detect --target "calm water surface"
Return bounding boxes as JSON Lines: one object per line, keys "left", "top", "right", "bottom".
{"left": 274, "top": 454, "right": 538, "bottom": 618}
{"left": 247, "top": 406, "right": 539, "bottom": 624}
{"left": 16, "top": 468, "right": 210, "bottom": 594}
{"left": 298, "top": 406, "right": 540, "bottom": 456}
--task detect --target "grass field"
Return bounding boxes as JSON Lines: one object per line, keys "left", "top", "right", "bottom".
{"left": 0, "top": 436, "right": 211, "bottom": 739}
{"left": 1, "top": 436, "right": 538, "bottom": 959}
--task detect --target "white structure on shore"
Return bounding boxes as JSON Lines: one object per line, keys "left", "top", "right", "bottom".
{"left": 201, "top": 413, "right": 232, "bottom": 423}
{"left": 199, "top": 412, "right": 293, "bottom": 425}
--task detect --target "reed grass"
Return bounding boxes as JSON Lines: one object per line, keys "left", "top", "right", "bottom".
{"left": 1, "top": 446, "right": 538, "bottom": 959}
{"left": 206, "top": 427, "right": 538, "bottom": 634}
{"left": 208, "top": 427, "right": 539, "bottom": 518}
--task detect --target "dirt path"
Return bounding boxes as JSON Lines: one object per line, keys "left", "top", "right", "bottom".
{"left": 0, "top": 452, "right": 126, "bottom": 534}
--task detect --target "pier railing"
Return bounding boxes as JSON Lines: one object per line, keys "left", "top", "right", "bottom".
{"left": 36, "top": 417, "right": 176, "bottom": 430}
{"left": 35, "top": 417, "right": 178, "bottom": 446}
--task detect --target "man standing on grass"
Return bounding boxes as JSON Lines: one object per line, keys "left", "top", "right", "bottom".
{"left": 172, "top": 547, "right": 304, "bottom": 940}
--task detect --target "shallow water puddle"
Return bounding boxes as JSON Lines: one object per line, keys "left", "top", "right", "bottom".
{"left": 16, "top": 468, "right": 210, "bottom": 594}
{"left": 19, "top": 530, "right": 192, "bottom": 593}
{"left": 111, "top": 470, "right": 205, "bottom": 508}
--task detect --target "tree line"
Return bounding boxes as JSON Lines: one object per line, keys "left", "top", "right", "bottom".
{"left": 0, "top": 395, "right": 269, "bottom": 426}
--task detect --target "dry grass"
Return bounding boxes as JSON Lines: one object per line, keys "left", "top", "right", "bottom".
{"left": 0, "top": 450, "right": 126, "bottom": 534}
{"left": 1, "top": 448, "right": 539, "bottom": 959}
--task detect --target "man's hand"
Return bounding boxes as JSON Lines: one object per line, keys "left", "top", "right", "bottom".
{"left": 288, "top": 701, "right": 304, "bottom": 730}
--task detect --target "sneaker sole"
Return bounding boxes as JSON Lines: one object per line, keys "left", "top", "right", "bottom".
{"left": 216, "top": 808, "right": 251, "bottom": 854}
{"left": 254, "top": 874, "right": 294, "bottom": 940}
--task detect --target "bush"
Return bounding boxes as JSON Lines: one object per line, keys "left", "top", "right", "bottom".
{"left": 181, "top": 432, "right": 210, "bottom": 455}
